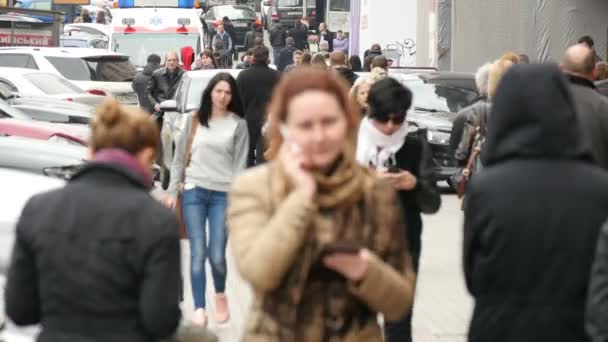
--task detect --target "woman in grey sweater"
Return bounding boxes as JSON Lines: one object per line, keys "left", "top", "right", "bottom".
{"left": 165, "top": 72, "right": 249, "bottom": 327}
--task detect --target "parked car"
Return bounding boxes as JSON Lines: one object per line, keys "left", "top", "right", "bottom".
{"left": 0, "top": 168, "right": 64, "bottom": 342}
{"left": 61, "top": 35, "right": 108, "bottom": 49}
{"left": 0, "top": 90, "right": 93, "bottom": 125}
{"left": 0, "top": 67, "right": 106, "bottom": 107}
{"left": 0, "top": 48, "right": 139, "bottom": 106}
{"left": 0, "top": 117, "right": 89, "bottom": 145}
{"left": 202, "top": 5, "right": 260, "bottom": 52}
{"left": 158, "top": 69, "right": 240, "bottom": 188}
{"left": 268, "top": 0, "right": 316, "bottom": 30}
{"left": 596, "top": 79, "right": 608, "bottom": 97}
{"left": 0, "top": 135, "right": 87, "bottom": 176}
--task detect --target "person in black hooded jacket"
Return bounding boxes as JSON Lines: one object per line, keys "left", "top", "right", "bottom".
{"left": 464, "top": 63, "right": 608, "bottom": 342}
{"left": 132, "top": 54, "right": 161, "bottom": 114}
{"left": 356, "top": 77, "right": 440, "bottom": 342}
{"left": 5, "top": 99, "right": 182, "bottom": 342}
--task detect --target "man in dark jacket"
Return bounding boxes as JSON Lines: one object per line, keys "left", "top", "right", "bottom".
{"left": 5, "top": 158, "right": 182, "bottom": 342}
{"left": 132, "top": 53, "right": 161, "bottom": 114}
{"left": 269, "top": 22, "right": 287, "bottom": 64}
{"left": 242, "top": 22, "right": 259, "bottom": 52}
{"left": 359, "top": 77, "right": 441, "bottom": 342}
{"left": 329, "top": 51, "right": 358, "bottom": 86}
{"left": 464, "top": 64, "right": 608, "bottom": 342}
{"left": 236, "top": 45, "right": 280, "bottom": 166}
{"left": 561, "top": 43, "right": 608, "bottom": 169}
{"left": 145, "top": 51, "right": 185, "bottom": 126}
{"left": 318, "top": 22, "right": 335, "bottom": 52}
{"left": 276, "top": 37, "right": 296, "bottom": 72}
{"left": 290, "top": 19, "right": 309, "bottom": 51}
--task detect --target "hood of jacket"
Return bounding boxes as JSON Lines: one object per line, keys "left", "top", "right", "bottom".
{"left": 483, "top": 63, "right": 590, "bottom": 166}
{"left": 143, "top": 62, "right": 160, "bottom": 76}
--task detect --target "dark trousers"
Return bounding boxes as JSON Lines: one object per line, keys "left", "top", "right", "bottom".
{"left": 384, "top": 250, "right": 420, "bottom": 342}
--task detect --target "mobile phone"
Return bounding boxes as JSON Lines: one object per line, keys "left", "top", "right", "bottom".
{"left": 387, "top": 165, "right": 400, "bottom": 173}
{"left": 320, "top": 241, "right": 362, "bottom": 257}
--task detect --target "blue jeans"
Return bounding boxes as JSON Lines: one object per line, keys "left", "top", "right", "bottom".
{"left": 182, "top": 187, "right": 228, "bottom": 309}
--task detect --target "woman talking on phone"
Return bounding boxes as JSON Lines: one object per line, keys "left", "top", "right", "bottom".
{"left": 356, "top": 77, "right": 440, "bottom": 342}
{"left": 165, "top": 72, "right": 249, "bottom": 327}
{"left": 227, "top": 69, "right": 415, "bottom": 341}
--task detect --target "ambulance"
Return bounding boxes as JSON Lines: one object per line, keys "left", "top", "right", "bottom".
{"left": 109, "top": 0, "right": 206, "bottom": 69}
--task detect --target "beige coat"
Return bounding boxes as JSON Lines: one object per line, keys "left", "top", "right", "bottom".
{"left": 227, "top": 163, "right": 415, "bottom": 342}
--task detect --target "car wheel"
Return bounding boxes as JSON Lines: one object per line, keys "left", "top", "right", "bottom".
{"left": 161, "top": 165, "right": 170, "bottom": 190}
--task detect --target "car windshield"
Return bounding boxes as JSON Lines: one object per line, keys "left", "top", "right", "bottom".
{"left": 45, "top": 56, "right": 137, "bottom": 82}
{"left": 60, "top": 38, "right": 88, "bottom": 48}
{"left": 185, "top": 76, "right": 213, "bottom": 111}
{"left": 397, "top": 77, "right": 478, "bottom": 113}
{"left": 278, "top": 0, "right": 302, "bottom": 6}
{"left": 24, "top": 73, "right": 84, "bottom": 95}
{"left": 214, "top": 6, "right": 256, "bottom": 19}
{"left": 112, "top": 33, "right": 201, "bottom": 67}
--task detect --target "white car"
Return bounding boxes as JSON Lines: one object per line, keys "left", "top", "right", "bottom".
{"left": 0, "top": 168, "right": 65, "bottom": 342}
{"left": 0, "top": 48, "right": 139, "bottom": 106}
{"left": 0, "top": 67, "right": 106, "bottom": 107}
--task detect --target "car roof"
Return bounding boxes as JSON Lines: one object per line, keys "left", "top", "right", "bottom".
{"left": 185, "top": 69, "right": 241, "bottom": 79}
{"left": 0, "top": 47, "right": 128, "bottom": 58}
{"left": 0, "top": 67, "right": 57, "bottom": 76}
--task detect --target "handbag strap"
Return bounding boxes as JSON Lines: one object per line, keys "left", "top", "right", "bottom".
{"left": 182, "top": 115, "right": 199, "bottom": 179}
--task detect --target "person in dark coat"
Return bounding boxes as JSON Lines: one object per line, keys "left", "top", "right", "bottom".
{"left": 329, "top": 51, "right": 358, "bottom": 86}
{"left": 242, "top": 22, "right": 259, "bottom": 52}
{"left": 318, "top": 22, "right": 335, "bottom": 52}
{"left": 290, "top": 19, "right": 309, "bottom": 51}
{"left": 587, "top": 219, "right": 608, "bottom": 342}
{"left": 269, "top": 22, "right": 287, "bottom": 64}
{"left": 464, "top": 63, "right": 608, "bottom": 342}
{"left": 132, "top": 54, "right": 161, "bottom": 114}
{"left": 236, "top": 45, "right": 280, "bottom": 167}
{"left": 276, "top": 37, "right": 296, "bottom": 72}
{"left": 145, "top": 51, "right": 185, "bottom": 118}
{"left": 357, "top": 77, "right": 441, "bottom": 342}
{"left": 561, "top": 44, "right": 608, "bottom": 169}
{"left": 5, "top": 99, "right": 182, "bottom": 342}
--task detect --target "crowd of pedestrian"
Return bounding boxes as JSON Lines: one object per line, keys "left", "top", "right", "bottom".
{"left": 6, "top": 12, "right": 608, "bottom": 342}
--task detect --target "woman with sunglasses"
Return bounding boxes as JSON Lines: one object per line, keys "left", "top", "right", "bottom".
{"left": 356, "top": 77, "right": 441, "bottom": 342}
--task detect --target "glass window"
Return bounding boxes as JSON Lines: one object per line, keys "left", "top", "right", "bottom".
{"left": 46, "top": 56, "right": 137, "bottom": 82}
{"left": 0, "top": 54, "right": 38, "bottom": 69}
{"left": 214, "top": 6, "right": 256, "bottom": 19}
{"left": 60, "top": 38, "right": 88, "bottom": 48}
{"left": 111, "top": 33, "right": 201, "bottom": 68}
{"left": 0, "top": 80, "right": 17, "bottom": 93}
{"left": 278, "top": 0, "right": 301, "bottom": 6}
{"left": 329, "top": 0, "right": 349, "bottom": 11}
{"left": 399, "top": 77, "right": 478, "bottom": 113}
{"left": 24, "top": 73, "right": 84, "bottom": 95}
{"left": 185, "top": 76, "right": 213, "bottom": 111}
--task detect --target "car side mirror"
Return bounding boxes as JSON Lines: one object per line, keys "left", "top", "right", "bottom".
{"left": 160, "top": 100, "right": 177, "bottom": 112}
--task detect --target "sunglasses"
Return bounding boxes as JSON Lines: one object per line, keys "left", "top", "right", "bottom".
{"left": 374, "top": 115, "right": 406, "bottom": 125}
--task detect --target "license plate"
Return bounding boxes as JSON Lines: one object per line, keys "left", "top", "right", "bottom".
{"left": 288, "top": 11, "right": 301, "bottom": 15}
{"left": 116, "top": 94, "right": 138, "bottom": 104}
{"left": 233, "top": 22, "right": 247, "bottom": 27}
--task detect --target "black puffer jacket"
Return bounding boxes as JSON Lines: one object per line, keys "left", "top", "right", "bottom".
{"left": 132, "top": 62, "right": 160, "bottom": 113}
{"left": 5, "top": 163, "right": 182, "bottom": 342}
{"left": 145, "top": 67, "right": 185, "bottom": 112}
{"left": 334, "top": 67, "right": 358, "bottom": 86}
{"left": 464, "top": 64, "right": 608, "bottom": 342}
{"left": 587, "top": 220, "right": 608, "bottom": 342}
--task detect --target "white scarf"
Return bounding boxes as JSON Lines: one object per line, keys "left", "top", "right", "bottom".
{"left": 356, "top": 117, "right": 409, "bottom": 170}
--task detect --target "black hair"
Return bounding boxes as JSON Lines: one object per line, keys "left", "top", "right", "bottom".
{"left": 147, "top": 53, "right": 161, "bottom": 64}
{"left": 578, "top": 35, "right": 594, "bottom": 47}
{"left": 367, "top": 77, "right": 413, "bottom": 121}
{"left": 349, "top": 55, "right": 362, "bottom": 72}
{"left": 197, "top": 72, "right": 244, "bottom": 127}
{"left": 253, "top": 45, "right": 269, "bottom": 63}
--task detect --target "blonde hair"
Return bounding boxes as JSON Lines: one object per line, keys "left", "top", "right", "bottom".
{"left": 488, "top": 59, "right": 514, "bottom": 99}
{"left": 500, "top": 52, "right": 520, "bottom": 64}
{"left": 90, "top": 98, "right": 160, "bottom": 156}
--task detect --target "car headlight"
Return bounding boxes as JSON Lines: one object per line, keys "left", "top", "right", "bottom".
{"left": 426, "top": 130, "right": 451, "bottom": 145}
